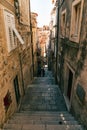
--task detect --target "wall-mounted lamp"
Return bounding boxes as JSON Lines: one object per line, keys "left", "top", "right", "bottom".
{"left": 14, "top": 0, "right": 20, "bottom": 18}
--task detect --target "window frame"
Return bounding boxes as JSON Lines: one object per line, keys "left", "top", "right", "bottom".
{"left": 70, "top": 0, "right": 84, "bottom": 43}
{"left": 4, "top": 10, "right": 24, "bottom": 53}
{"left": 61, "top": 9, "right": 66, "bottom": 37}
{"left": 4, "top": 10, "right": 17, "bottom": 52}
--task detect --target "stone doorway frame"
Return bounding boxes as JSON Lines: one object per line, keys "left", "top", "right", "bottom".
{"left": 64, "top": 62, "right": 75, "bottom": 111}
{"left": 13, "top": 75, "right": 20, "bottom": 105}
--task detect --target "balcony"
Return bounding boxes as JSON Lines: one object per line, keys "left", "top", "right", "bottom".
{"left": 60, "top": 37, "right": 79, "bottom": 49}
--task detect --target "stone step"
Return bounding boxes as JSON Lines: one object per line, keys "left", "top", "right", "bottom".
{"left": 27, "top": 84, "right": 58, "bottom": 88}
{"left": 9, "top": 112, "right": 76, "bottom": 119}
{"left": 32, "top": 78, "right": 55, "bottom": 84}
{"left": 3, "top": 124, "right": 83, "bottom": 130}
{"left": 46, "top": 124, "right": 83, "bottom": 130}
{"left": 8, "top": 119, "right": 78, "bottom": 125}
{"left": 32, "top": 78, "right": 55, "bottom": 80}
{"left": 11, "top": 117, "right": 76, "bottom": 123}
{"left": 31, "top": 83, "right": 55, "bottom": 85}
{"left": 7, "top": 110, "right": 79, "bottom": 126}
{"left": 20, "top": 107, "right": 67, "bottom": 112}
{"left": 17, "top": 111, "right": 71, "bottom": 116}
{"left": 25, "top": 85, "right": 60, "bottom": 93}
{"left": 14, "top": 116, "right": 73, "bottom": 121}
{"left": 37, "top": 79, "right": 55, "bottom": 81}
{"left": 2, "top": 73, "right": 84, "bottom": 130}
{"left": 33, "top": 79, "right": 55, "bottom": 81}
{"left": 26, "top": 85, "right": 58, "bottom": 92}
{"left": 34, "top": 77, "right": 54, "bottom": 80}
{"left": 15, "top": 112, "right": 72, "bottom": 118}
{"left": 12, "top": 114, "right": 75, "bottom": 120}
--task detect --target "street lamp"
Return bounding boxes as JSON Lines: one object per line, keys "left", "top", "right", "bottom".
{"left": 14, "top": 0, "right": 20, "bottom": 19}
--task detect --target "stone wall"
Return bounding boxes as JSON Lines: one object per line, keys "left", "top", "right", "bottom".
{"left": 19, "top": 0, "right": 30, "bottom": 25}
{"left": 71, "top": 1, "right": 87, "bottom": 128}
{"left": 58, "top": 0, "right": 87, "bottom": 128}
{"left": 31, "top": 12, "right": 38, "bottom": 76}
{"left": 0, "top": 0, "right": 32, "bottom": 127}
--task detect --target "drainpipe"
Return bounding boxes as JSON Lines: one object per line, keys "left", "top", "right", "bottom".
{"left": 55, "top": 1, "right": 60, "bottom": 83}
{"left": 19, "top": 53, "right": 25, "bottom": 95}
{"left": 14, "top": 0, "right": 25, "bottom": 95}
{"left": 55, "top": 0, "right": 64, "bottom": 83}
{"left": 29, "top": 0, "right": 34, "bottom": 78}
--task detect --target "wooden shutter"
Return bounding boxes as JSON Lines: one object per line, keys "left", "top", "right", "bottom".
{"left": 4, "top": 11, "right": 15, "bottom": 52}
{"left": 13, "top": 27, "right": 24, "bottom": 45}
{"left": 11, "top": 15, "right": 16, "bottom": 48}
{"left": 7, "top": 14, "right": 13, "bottom": 51}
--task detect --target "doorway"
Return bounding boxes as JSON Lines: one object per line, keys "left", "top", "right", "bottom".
{"left": 14, "top": 76, "right": 20, "bottom": 104}
{"left": 67, "top": 69, "right": 73, "bottom": 100}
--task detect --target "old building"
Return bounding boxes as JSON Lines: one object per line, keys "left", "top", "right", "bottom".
{"left": 49, "top": 4, "right": 57, "bottom": 55}
{"left": 0, "top": 0, "right": 32, "bottom": 126}
{"left": 37, "top": 26, "right": 49, "bottom": 69}
{"left": 48, "top": 2, "right": 57, "bottom": 72}
{"left": 37, "top": 26, "right": 49, "bottom": 58}
{"left": 31, "top": 12, "right": 38, "bottom": 76}
{"left": 54, "top": 0, "right": 87, "bottom": 128}
{"left": 18, "top": 0, "right": 33, "bottom": 87}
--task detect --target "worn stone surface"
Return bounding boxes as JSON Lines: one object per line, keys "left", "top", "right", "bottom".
{"left": 20, "top": 84, "right": 67, "bottom": 111}
{"left": 2, "top": 70, "right": 84, "bottom": 130}
{"left": 0, "top": 0, "right": 32, "bottom": 126}
{"left": 55, "top": 0, "right": 87, "bottom": 129}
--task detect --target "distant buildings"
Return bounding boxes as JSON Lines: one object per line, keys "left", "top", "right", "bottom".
{"left": 37, "top": 26, "right": 50, "bottom": 57}
{"left": 36, "top": 26, "right": 50, "bottom": 70}
{"left": 48, "top": 2, "right": 57, "bottom": 71}
{"left": 0, "top": 0, "right": 33, "bottom": 126}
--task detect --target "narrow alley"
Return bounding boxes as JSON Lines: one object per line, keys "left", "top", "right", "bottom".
{"left": 0, "top": 0, "right": 87, "bottom": 129}
{"left": 3, "top": 68, "right": 84, "bottom": 130}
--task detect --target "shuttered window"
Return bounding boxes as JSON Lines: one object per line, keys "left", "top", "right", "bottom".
{"left": 70, "top": 0, "right": 84, "bottom": 43}
{"left": 4, "top": 11, "right": 16, "bottom": 52}
{"left": 4, "top": 11, "right": 24, "bottom": 52}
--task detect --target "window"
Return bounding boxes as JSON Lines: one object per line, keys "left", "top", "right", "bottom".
{"left": 74, "top": 3, "right": 81, "bottom": 35}
{"left": 4, "top": 11, "right": 16, "bottom": 52}
{"left": 70, "top": 0, "right": 84, "bottom": 43}
{"left": 19, "top": 0, "right": 29, "bottom": 24}
{"left": 61, "top": 9, "right": 66, "bottom": 37}
{"left": 4, "top": 11, "right": 24, "bottom": 52}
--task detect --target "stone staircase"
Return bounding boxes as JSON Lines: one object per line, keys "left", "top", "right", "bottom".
{"left": 2, "top": 71, "right": 84, "bottom": 130}
{"left": 3, "top": 111, "right": 83, "bottom": 130}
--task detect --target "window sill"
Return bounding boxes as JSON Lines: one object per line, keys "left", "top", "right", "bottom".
{"left": 7, "top": 46, "right": 17, "bottom": 56}
{"left": 70, "top": 34, "right": 80, "bottom": 43}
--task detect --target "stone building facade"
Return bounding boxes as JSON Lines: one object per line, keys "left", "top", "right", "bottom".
{"left": 0, "top": 0, "right": 32, "bottom": 127}
{"left": 56, "top": 0, "right": 87, "bottom": 128}
{"left": 48, "top": 2, "right": 57, "bottom": 72}
{"left": 37, "top": 26, "right": 50, "bottom": 58}
{"left": 31, "top": 12, "right": 38, "bottom": 76}
{"left": 37, "top": 26, "right": 49, "bottom": 69}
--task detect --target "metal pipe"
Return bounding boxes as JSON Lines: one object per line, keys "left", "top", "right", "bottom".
{"left": 29, "top": 0, "right": 34, "bottom": 77}
{"left": 19, "top": 53, "right": 25, "bottom": 95}
{"left": 55, "top": 0, "right": 64, "bottom": 83}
